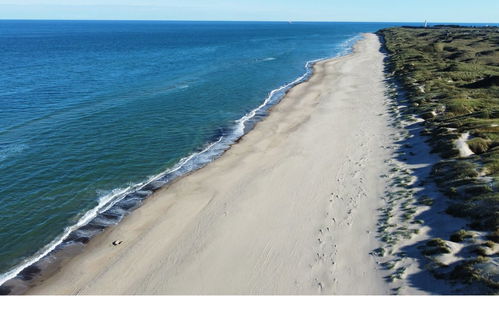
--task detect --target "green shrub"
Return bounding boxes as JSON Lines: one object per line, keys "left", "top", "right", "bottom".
{"left": 447, "top": 98, "right": 473, "bottom": 115}
{"left": 484, "top": 241, "right": 495, "bottom": 249}
{"left": 448, "top": 256, "right": 499, "bottom": 291}
{"left": 446, "top": 203, "right": 471, "bottom": 218}
{"left": 450, "top": 230, "right": 474, "bottom": 242}
{"left": 419, "top": 195, "right": 435, "bottom": 206}
{"left": 463, "top": 184, "right": 493, "bottom": 195}
{"left": 473, "top": 245, "right": 489, "bottom": 256}
{"left": 468, "top": 137, "right": 491, "bottom": 154}
{"left": 421, "top": 238, "right": 452, "bottom": 255}
{"left": 432, "top": 160, "right": 479, "bottom": 185}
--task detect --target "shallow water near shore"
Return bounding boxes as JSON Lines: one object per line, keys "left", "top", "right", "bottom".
{"left": 0, "top": 20, "right": 421, "bottom": 291}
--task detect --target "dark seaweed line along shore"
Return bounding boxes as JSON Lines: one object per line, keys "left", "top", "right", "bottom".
{"left": 378, "top": 26, "right": 499, "bottom": 293}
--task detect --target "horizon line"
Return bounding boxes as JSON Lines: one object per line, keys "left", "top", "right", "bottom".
{"left": 0, "top": 18, "right": 498, "bottom": 24}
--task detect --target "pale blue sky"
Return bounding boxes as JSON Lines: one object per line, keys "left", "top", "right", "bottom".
{"left": 0, "top": 0, "right": 498, "bottom": 23}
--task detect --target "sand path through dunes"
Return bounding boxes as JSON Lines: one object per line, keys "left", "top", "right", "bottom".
{"left": 29, "top": 33, "right": 394, "bottom": 295}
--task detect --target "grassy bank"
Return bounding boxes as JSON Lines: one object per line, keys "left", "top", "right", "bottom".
{"left": 378, "top": 26, "right": 498, "bottom": 293}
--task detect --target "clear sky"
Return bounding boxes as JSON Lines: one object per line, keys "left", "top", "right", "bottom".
{"left": 1, "top": 0, "right": 498, "bottom": 23}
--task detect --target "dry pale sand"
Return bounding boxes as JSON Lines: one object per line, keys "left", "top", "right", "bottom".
{"left": 29, "top": 33, "right": 396, "bottom": 295}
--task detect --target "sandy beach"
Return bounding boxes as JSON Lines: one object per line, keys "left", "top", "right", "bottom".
{"left": 28, "top": 33, "right": 395, "bottom": 295}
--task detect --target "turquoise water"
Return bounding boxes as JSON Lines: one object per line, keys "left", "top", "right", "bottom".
{"left": 0, "top": 20, "right": 410, "bottom": 289}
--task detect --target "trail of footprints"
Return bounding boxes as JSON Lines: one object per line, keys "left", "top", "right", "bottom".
{"left": 311, "top": 132, "right": 371, "bottom": 293}
{"left": 310, "top": 85, "right": 422, "bottom": 293}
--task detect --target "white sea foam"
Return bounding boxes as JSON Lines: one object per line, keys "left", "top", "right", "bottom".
{"left": 338, "top": 35, "right": 363, "bottom": 56}
{"left": 0, "top": 35, "right": 361, "bottom": 287}
{"left": 235, "top": 58, "right": 322, "bottom": 136}
{"left": 0, "top": 137, "right": 223, "bottom": 286}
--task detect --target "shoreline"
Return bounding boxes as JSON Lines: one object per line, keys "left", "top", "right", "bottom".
{"left": 26, "top": 33, "right": 394, "bottom": 294}
{"left": 0, "top": 42, "right": 344, "bottom": 293}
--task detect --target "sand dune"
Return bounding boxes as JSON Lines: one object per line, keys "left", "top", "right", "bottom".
{"left": 29, "top": 33, "right": 395, "bottom": 295}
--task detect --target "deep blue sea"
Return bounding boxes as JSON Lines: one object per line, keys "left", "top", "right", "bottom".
{"left": 0, "top": 20, "right": 419, "bottom": 288}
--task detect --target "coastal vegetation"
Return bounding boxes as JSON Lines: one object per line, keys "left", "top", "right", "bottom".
{"left": 378, "top": 26, "right": 499, "bottom": 293}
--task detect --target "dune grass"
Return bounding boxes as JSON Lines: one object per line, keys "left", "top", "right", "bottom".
{"left": 378, "top": 26, "right": 499, "bottom": 293}
{"left": 450, "top": 229, "right": 474, "bottom": 242}
{"left": 421, "top": 238, "right": 452, "bottom": 256}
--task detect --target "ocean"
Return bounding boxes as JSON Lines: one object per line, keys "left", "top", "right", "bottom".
{"left": 0, "top": 20, "right": 411, "bottom": 291}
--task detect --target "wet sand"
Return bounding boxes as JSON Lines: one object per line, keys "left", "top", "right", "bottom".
{"left": 29, "top": 33, "right": 394, "bottom": 295}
